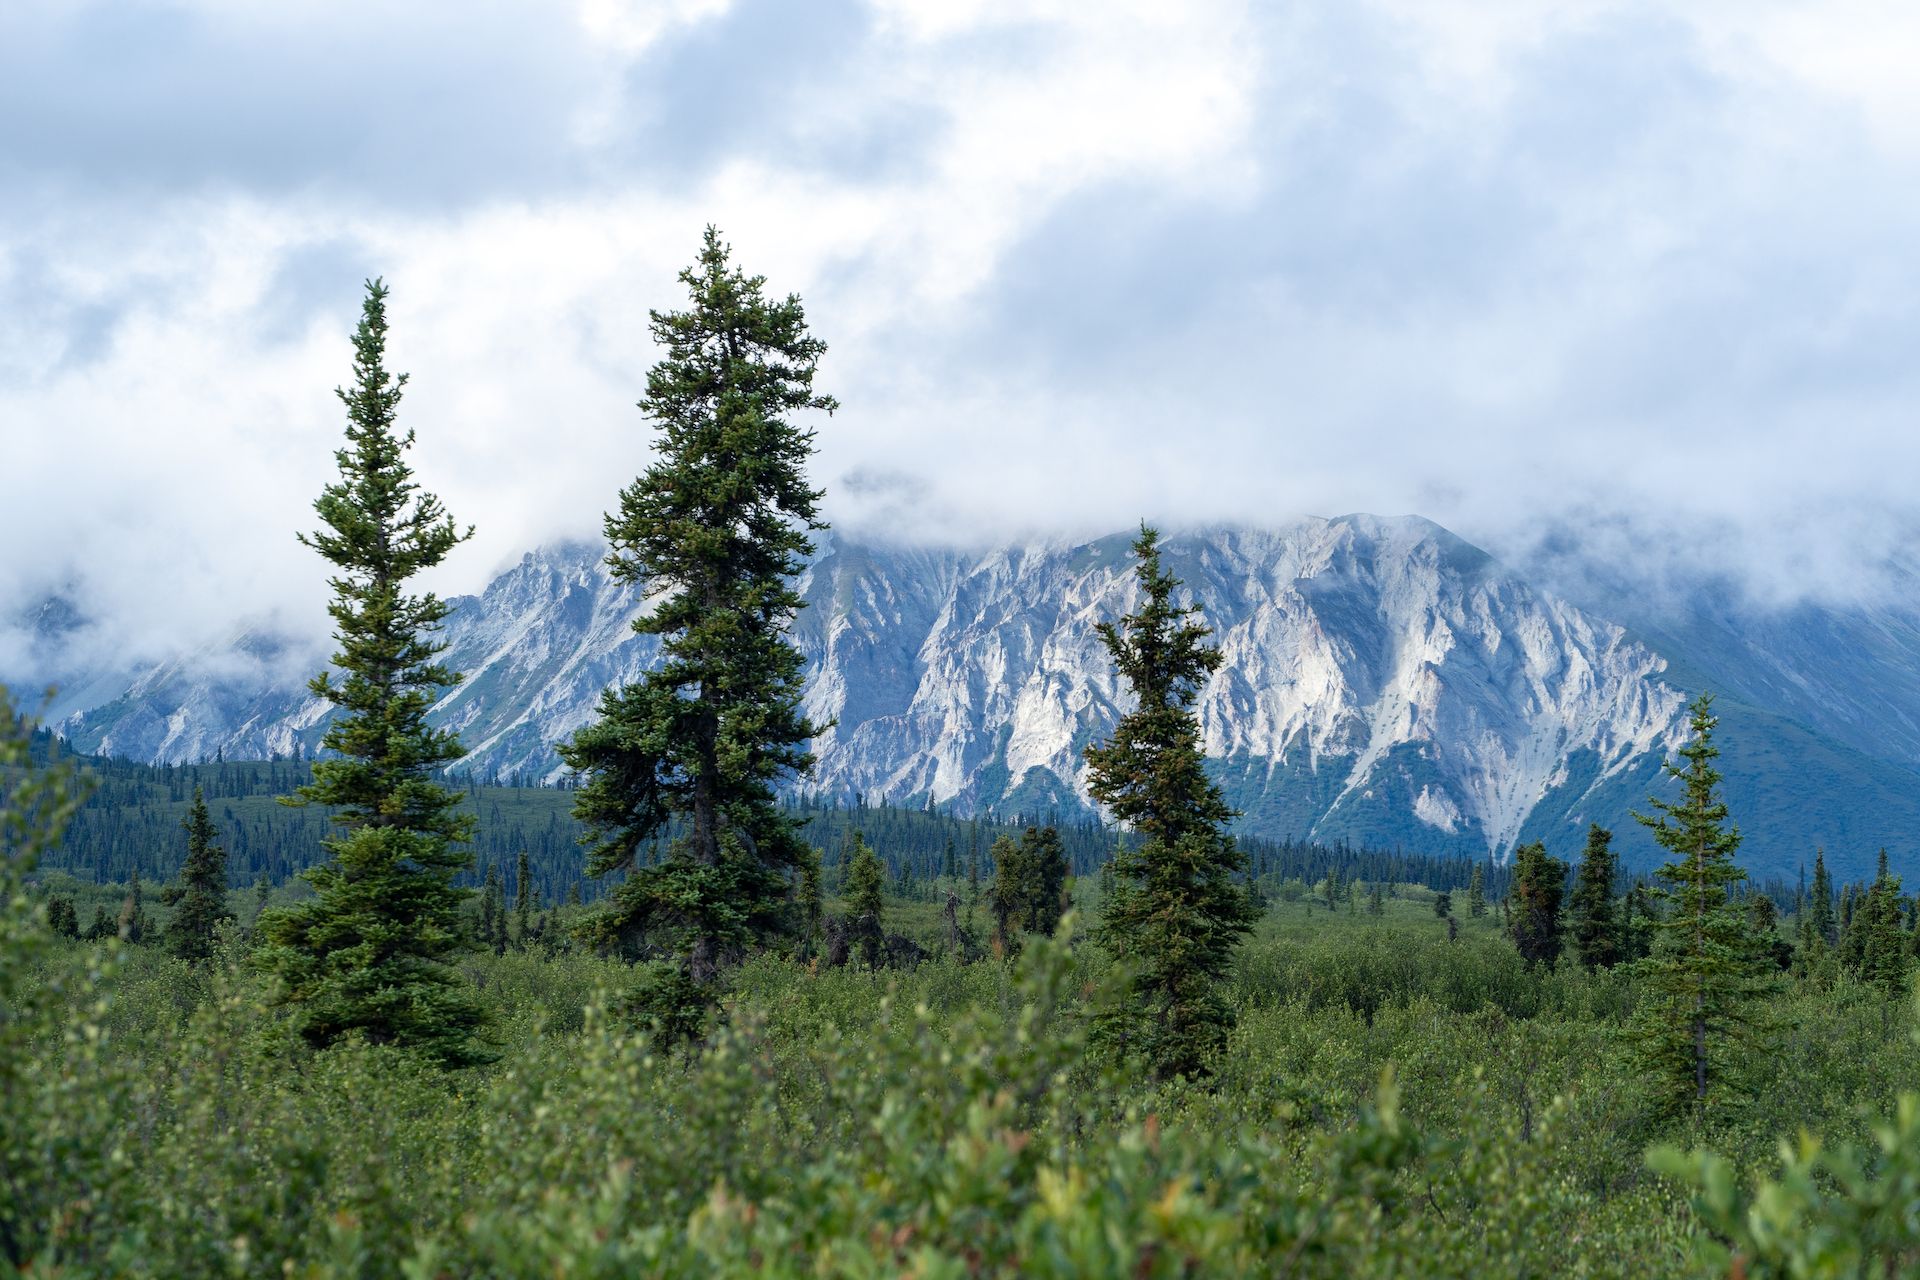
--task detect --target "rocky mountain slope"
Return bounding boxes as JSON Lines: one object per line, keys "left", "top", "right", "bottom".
{"left": 29, "top": 515, "right": 1920, "bottom": 880}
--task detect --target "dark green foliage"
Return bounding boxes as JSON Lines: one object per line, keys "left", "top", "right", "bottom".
{"left": 795, "top": 844, "right": 823, "bottom": 957}
{"left": 616, "top": 961, "right": 714, "bottom": 1046}
{"left": 255, "top": 279, "right": 489, "bottom": 1069}
{"left": 988, "top": 825, "right": 1070, "bottom": 950}
{"left": 843, "top": 832, "right": 885, "bottom": 967}
{"left": 163, "top": 787, "right": 232, "bottom": 962}
{"left": 1631, "top": 694, "right": 1774, "bottom": 1116}
{"left": 1855, "top": 857, "right": 1909, "bottom": 997}
{"left": 1508, "top": 841, "right": 1568, "bottom": 970}
{"left": 1085, "top": 524, "right": 1257, "bottom": 1080}
{"left": 1568, "top": 824, "right": 1622, "bottom": 970}
{"left": 561, "top": 228, "right": 832, "bottom": 989}
{"left": 479, "top": 861, "right": 506, "bottom": 953}
{"left": 1808, "top": 848, "right": 1836, "bottom": 946}
{"left": 83, "top": 903, "right": 113, "bottom": 941}
{"left": 117, "top": 865, "right": 151, "bottom": 944}
{"left": 514, "top": 848, "right": 534, "bottom": 946}
{"left": 46, "top": 895, "right": 78, "bottom": 939}
{"left": 1467, "top": 863, "right": 1487, "bottom": 917}
{"left": 1433, "top": 890, "right": 1451, "bottom": 918}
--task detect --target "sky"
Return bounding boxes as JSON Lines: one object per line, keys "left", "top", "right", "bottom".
{"left": 6, "top": 0, "right": 1920, "bottom": 679}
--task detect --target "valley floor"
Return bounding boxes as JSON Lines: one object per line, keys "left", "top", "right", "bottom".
{"left": 9, "top": 883, "right": 1918, "bottom": 1277}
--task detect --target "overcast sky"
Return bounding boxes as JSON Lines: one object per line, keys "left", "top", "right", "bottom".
{"left": 6, "top": 0, "right": 1920, "bottom": 676}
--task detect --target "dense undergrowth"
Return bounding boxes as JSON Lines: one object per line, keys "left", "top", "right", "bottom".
{"left": 7, "top": 888, "right": 1920, "bottom": 1277}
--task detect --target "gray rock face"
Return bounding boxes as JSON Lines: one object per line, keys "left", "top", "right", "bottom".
{"left": 51, "top": 515, "right": 1693, "bottom": 860}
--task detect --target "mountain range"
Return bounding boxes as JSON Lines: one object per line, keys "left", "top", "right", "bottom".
{"left": 15, "top": 514, "right": 1920, "bottom": 883}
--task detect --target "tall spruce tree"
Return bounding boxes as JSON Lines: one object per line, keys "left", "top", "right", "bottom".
{"left": 1567, "top": 823, "right": 1622, "bottom": 970}
{"left": 514, "top": 848, "right": 534, "bottom": 946}
{"left": 256, "top": 279, "right": 489, "bottom": 1068}
{"left": 1808, "top": 848, "right": 1836, "bottom": 946}
{"left": 561, "top": 229, "right": 831, "bottom": 998}
{"left": 843, "top": 832, "right": 886, "bottom": 968}
{"left": 1630, "top": 694, "right": 1772, "bottom": 1114}
{"left": 1467, "top": 863, "right": 1487, "bottom": 918}
{"left": 795, "top": 845, "right": 824, "bottom": 958}
{"left": 1857, "top": 854, "right": 1909, "bottom": 997}
{"left": 1508, "top": 841, "right": 1568, "bottom": 969}
{"left": 1085, "top": 525, "right": 1256, "bottom": 1080}
{"left": 164, "top": 787, "right": 233, "bottom": 962}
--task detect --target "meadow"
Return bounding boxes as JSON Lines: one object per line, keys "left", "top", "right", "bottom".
{"left": 8, "top": 868, "right": 1918, "bottom": 1278}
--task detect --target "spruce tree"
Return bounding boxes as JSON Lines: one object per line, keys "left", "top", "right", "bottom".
{"left": 988, "top": 832, "right": 1024, "bottom": 952}
{"left": 118, "top": 867, "right": 150, "bottom": 944}
{"left": 1467, "top": 863, "right": 1487, "bottom": 918}
{"left": 1567, "top": 823, "right": 1622, "bottom": 970}
{"left": 1630, "top": 694, "right": 1772, "bottom": 1115}
{"left": 561, "top": 229, "right": 831, "bottom": 997}
{"left": 1084, "top": 524, "right": 1255, "bottom": 1080}
{"left": 1808, "top": 848, "right": 1835, "bottom": 946}
{"left": 1433, "top": 890, "right": 1452, "bottom": 918}
{"left": 988, "top": 825, "right": 1070, "bottom": 950}
{"left": 1857, "top": 855, "right": 1909, "bottom": 997}
{"left": 514, "top": 848, "right": 533, "bottom": 947}
{"left": 256, "top": 278, "right": 489, "bottom": 1068}
{"left": 83, "top": 904, "right": 113, "bottom": 942}
{"left": 795, "top": 845, "right": 824, "bottom": 957}
{"left": 843, "top": 832, "right": 885, "bottom": 967}
{"left": 46, "top": 896, "right": 78, "bottom": 939}
{"left": 164, "top": 787, "right": 233, "bottom": 962}
{"left": 1508, "top": 841, "right": 1568, "bottom": 969}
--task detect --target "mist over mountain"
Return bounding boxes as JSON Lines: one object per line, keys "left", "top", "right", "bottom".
{"left": 22, "top": 513, "right": 1920, "bottom": 883}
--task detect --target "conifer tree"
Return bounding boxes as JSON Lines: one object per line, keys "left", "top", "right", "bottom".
{"left": 256, "top": 278, "right": 490, "bottom": 1068}
{"left": 988, "top": 832, "right": 1023, "bottom": 951}
{"left": 480, "top": 861, "right": 506, "bottom": 953}
{"left": 843, "top": 832, "right": 885, "bottom": 967}
{"left": 1467, "top": 863, "right": 1487, "bottom": 918}
{"left": 83, "top": 904, "right": 113, "bottom": 941}
{"left": 46, "top": 896, "right": 78, "bottom": 939}
{"left": 164, "top": 787, "right": 233, "bottom": 962}
{"left": 1567, "top": 823, "right": 1622, "bottom": 970}
{"left": 1433, "top": 890, "right": 1452, "bottom": 918}
{"left": 1857, "top": 855, "right": 1909, "bottom": 997}
{"left": 561, "top": 229, "right": 832, "bottom": 998}
{"left": 1084, "top": 525, "right": 1255, "bottom": 1080}
{"left": 795, "top": 845, "right": 824, "bottom": 957}
{"left": 514, "top": 848, "right": 533, "bottom": 947}
{"left": 1630, "top": 694, "right": 1772, "bottom": 1115}
{"left": 118, "top": 867, "right": 150, "bottom": 944}
{"left": 1508, "top": 841, "right": 1568, "bottom": 969}
{"left": 989, "top": 825, "right": 1070, "bottom": 949}
{"left": 1367, "top": 882, "right": 1384, "bottom": 916}
{"left": 1808, "top": 848, "right": 1835, "bottom": 946}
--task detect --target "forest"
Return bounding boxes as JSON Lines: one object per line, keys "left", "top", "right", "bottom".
{"left": 4, "top": 232, "right": 1919, "bottom": 1277}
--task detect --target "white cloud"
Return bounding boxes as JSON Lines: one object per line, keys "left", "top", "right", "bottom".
{"left": 5, "top": 0, "right": 1920, "bottom": 685}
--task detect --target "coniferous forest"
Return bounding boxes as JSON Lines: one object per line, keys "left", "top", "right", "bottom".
{"left": 7, "top": 234, "right": 1920, "bottom": 1278}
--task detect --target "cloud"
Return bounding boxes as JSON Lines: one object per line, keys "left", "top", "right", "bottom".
{"left": 4, "top": 0, "right": 1920, "bottom": 687}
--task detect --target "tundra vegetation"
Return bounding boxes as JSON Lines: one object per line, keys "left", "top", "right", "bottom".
{"left": 4, "top": 234, "right": 1919, "bottom": 1277}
